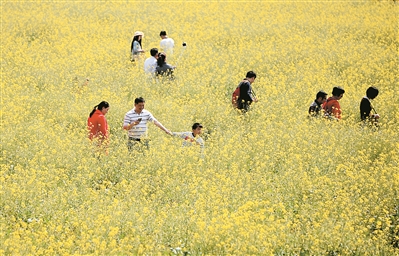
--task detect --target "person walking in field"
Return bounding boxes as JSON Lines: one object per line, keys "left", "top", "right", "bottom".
{"left": 144, "top": 48, "right": 159, "bottom": 78}
{"left": 360, "top": 86, "right": 380, "bottom": 123}
{"left": 123, "top": 97, "right": 172, "bottom": 151}
{"left": 309, "top": 90, "right": 327, "bottom": 117}
{"left": 131, "top": 31, "right": 145, "bottom": 62}
{"left": 172, "top": 123, "right": 205, "bottom": 150}
{"left": 159, "top": 30, "right": 174, "bottom": 55}
{"left": 87, "top": 101, "right": 110, "bottom": 153}
{"left": 235, "top": 71, "right": 258, "bottom": 112}
{"left": 323, "top": 86, "right": 345, "bottom": 120}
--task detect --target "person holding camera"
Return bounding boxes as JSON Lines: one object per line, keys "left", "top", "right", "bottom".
{"left": 123, "top": 97, "right": 172, "bottom": 151}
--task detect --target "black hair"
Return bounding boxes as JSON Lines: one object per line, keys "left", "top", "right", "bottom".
{"left": 316, "top": 90, "right": 327, "bottom": 100}
{"left": 157, "top": 52, "right": 166, "bottom": 67}
{"left": 131, "top": 35, "right": 142, "bottom": 51}
{"left": 366, "top": 86, "right": 379, "bottom": 99}
{"left": 160, "top": 31, "right": 167, "bottom": 36}
{"left": 246, "top": 71, "right": 257, "bottom": 79}
{"left": 192, "top": 123, "right": 203, "bottom": 130}
{"left": 134, "top": 97, "right": 145, "bottom": 104}
{"left": 89, "top": 101, "right": 109, "bottom": 117}
{"left": 332, "top": 86, "right": 345, "bottom": 97}
{"left": 150, "top": 48, "right": 159, "bottom": 57}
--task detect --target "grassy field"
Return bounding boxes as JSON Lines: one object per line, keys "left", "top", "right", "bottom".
{"left": 1, "top": 1, "right": 399, "bottom": 255}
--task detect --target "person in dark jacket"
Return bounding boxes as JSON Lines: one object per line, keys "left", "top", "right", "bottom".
{"left": 309, "top": 90, "right": 327, "bottom": 117}
{"left": 360, "top": 86, "right": 380, "bottom": 122}
{"left": 237, "top": 71, "right": 257, "bottom": 112}
{"left": 156, "top": 52, "right": 176, "bottom": 78}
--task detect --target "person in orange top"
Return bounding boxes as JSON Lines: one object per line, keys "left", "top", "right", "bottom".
{"left": 87, "top": 101, "right": 110, "bottom": 144}
{"left": 323, "top": 86, "right": 345, "bottom": 120}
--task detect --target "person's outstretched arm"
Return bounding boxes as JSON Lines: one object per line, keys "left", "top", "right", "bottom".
{"left": 154, "top": 120, "right": 172, "bottom": 135}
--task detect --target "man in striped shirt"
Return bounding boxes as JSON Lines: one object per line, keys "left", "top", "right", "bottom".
{"left": 123, "top": 97, "right": 172, "bottom": 151}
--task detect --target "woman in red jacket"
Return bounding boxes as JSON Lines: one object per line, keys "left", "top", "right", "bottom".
{"left": 87, "top": 101, "right": 109, "bottom": 146}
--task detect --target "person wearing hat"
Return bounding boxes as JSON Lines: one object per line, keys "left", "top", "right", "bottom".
{"left": 308, "top": 90, "right": 327, "bottom": 117}
{"left": 131, "top": 31, "right": 145, "bottom": 62}
{"left": 172, "top": 123, "right": 205, "bottom": 149}
{"left": 323, "top": 86, "right": 345, "bottom": 120}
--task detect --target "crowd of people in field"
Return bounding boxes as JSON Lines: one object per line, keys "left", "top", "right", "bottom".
{"left": 86, "top": 30, "right": 381, "bottom": 155}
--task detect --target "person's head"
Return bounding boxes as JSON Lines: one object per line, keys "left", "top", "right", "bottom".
{"left": 134, "top": 97, "right": 145, "bottom": 113}
{"left": 332, "top": 86, "right": 345, "bottom": 99}
{"left": 157, "top": 52, "right": 167, "bottom": 67}
{"left": 316, "top": 90, "right": 327, "bottom": 104}
{"left": 133, "top": 31, "right": 144, "bottom": 45}
{"left": 192, "top": 123, "right": 203, "bottom": 136}
{"left": 366, "top": 86, "right": 379, "bottom": 99}
{"left": 150, "top": 48, "right": 159, "bottom": 57}
{"left": 246, "top": 71, "right": 257, "bottom": 84}
{"left": 160, "top": 31, "right": 167, "bottom": 39}
{"left": 90, "top": 101, "right": 109, "bottom": 117}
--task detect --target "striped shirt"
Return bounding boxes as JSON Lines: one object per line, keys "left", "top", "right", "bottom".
{"left": 123, "top": 109, "right": 157, "bottom": 139}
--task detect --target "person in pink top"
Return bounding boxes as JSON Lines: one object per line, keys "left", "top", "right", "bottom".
{"left": 87, "top": 101, "right": 110, "bottom": 149}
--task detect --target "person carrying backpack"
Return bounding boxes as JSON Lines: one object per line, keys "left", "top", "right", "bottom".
{"left": 232, "top": 71, "right": 258, "bottom": 112}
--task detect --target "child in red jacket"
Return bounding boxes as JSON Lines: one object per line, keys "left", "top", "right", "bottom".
{"left": 323, "top": 87, "right": 345, "bottom": 120}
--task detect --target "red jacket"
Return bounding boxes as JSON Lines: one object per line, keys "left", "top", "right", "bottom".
{"left": 87, "top": 110, "right": 108, "bottom": 140}
{"left": 323, "top": 97, "right": 342, "bottom": 119}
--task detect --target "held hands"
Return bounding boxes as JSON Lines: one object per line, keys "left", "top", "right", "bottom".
{"left": 373, "top": 114, "right": 380, "bottom": 119}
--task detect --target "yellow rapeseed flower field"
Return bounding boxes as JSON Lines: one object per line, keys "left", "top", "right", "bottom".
{"left": 1, "top": 1, "right": 398, "bottom": 255}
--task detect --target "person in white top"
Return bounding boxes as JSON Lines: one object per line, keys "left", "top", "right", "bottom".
{"left": 160, "top": 31, "right": 174, "bottom": 55}
{"left": 143, "top": 48, "right": 159, "bottom": 77}
{"left": 123, "top": 97, "right": 172, "bottom": 151}
{"left": 172, "top": 123, "right": 205, "bottom": 150}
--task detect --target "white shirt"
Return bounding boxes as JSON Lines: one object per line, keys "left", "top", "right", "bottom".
{"left": 144, "top": 56, "right": 157, "bottom": 75}
{"left": 123, "top": 109, "right": 157, "bottom": 139}
{"left": 172, "top": 132, "right": 204, "bottom": 149}
{"left": 160, "top": 37, "right": 175, "bottom": 54}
